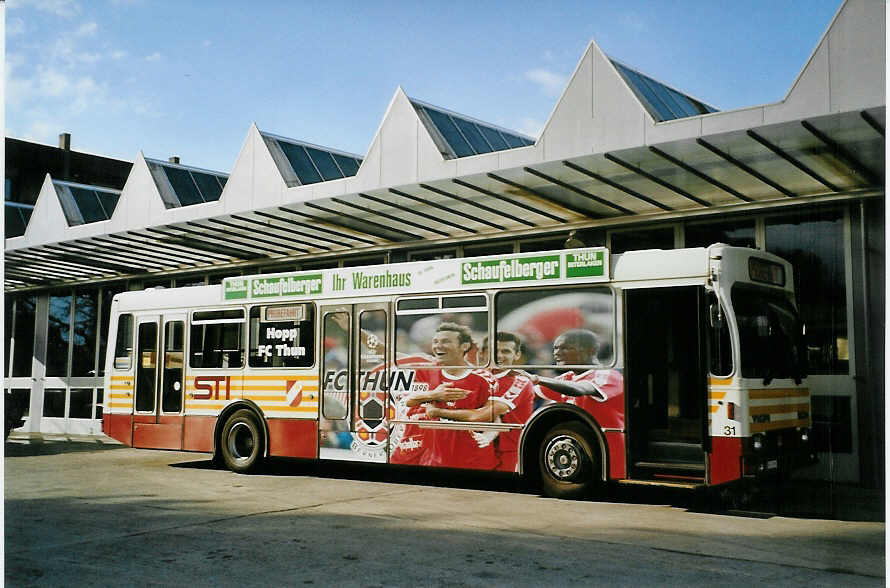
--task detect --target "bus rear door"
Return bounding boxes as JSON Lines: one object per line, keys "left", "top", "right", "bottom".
{"left": 132, "top": 313, "right": 186, "bottom": 450}
{"left": 318, "top": 303, "right": 390, "bottom": 463}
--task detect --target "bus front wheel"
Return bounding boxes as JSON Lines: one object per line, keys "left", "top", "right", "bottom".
{"left": 539, "top": 421, "right": 599, "bottom": 499}
{"left": 220, "top": 409, "right": 264, "bottom": 474}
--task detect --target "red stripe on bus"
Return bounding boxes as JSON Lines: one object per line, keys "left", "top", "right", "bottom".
{"left": 104, "top": 413, "right": 133, "bottom": 446}
{"left": 605, "top": 430, "right": 626, "bottom": 479}
{"left": 709, "top": 436, "right": 742, "bottom": 485}
{"left": 183, "top": 416, "right": 216, "bottom": 453}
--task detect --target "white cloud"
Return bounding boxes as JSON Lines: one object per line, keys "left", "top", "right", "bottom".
{"left": 8, "top": 17, "right": 26, "bottom": 35}
{"left": 10, "top": 0, "right": 81, "bottom": 18}
{"left": 75, "top": 21, "right": 98, "bottom": 36}
{"left": 50, "top": 37, "right": 102, "bottom": 65}
{"left": 516, "top": 117, "right": 544, "bottom": 138}
{"left": 145, "top": 52, "right": 161, "bottom": 62}
{"left": 524, "top": 68, "right": 568, "bottom": 98}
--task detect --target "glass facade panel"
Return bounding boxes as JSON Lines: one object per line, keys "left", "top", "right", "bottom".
{"left": 332, "top": 154, "right": 360, "bottom": 177}
{"left": 643, "top": 76, "right": 684, "bottom": 119}
{"left": 304, "top": 147, "right": 344, "bottom": 182}
{"left": 5, "top": 204, "right": 30, "bottom": 237}
{"left": 478, "top": 126, "right": 509, "bottom": 151}
{"left": 46, "top": 293, "right": 72, "bottom": 377}
{"left": 71, "top": 289, "right": 99, "bottom": 377}
{"left": 463, "top": 241, "right": 514, "bottom": 257}
{"left": 278, "top": 141, "right": 322, "bottom": 185}
{"left": 453, "top": 118, "right": 492, "bottom": 154}
{"left": 12, "top": 296, "right": 36, "bottom": 376}
{"left": 423, "top": 107, "right": 474, "bottom": 157}
{"left": 192, "top": 172, "right": 223, "bottom": 202}
{"left": 609, "top": 228, "right": 674, "bottom": 254}
{"left": 500, "top": 133, "right": 526, "bottom": 149}
{"left": 614, "top": 63, "right": 672, "bottom": 121}
{"left": 519, "top": 237, "right": 567, "bottom": 253}
{"left": 765, "top": 210, "right": 847, "bottom": 374}
{"left": 10, "top": 389, "right": 30, "bottom": 418}
{"left": 69, "top": 388, "right": 94, "bottom": 419}
{"left": 43, "top": 388, "right": 66, "bottom": 418}
{"left": 685, "top": 220, "right": 756, "bottom": 249}
{"left": 163, "top": 166, "right": 203, "bottom": 206}
{"left": 95, "top": 388, "right": 103, "bottom": 419}
{"left": 70, "top": 187, "right": 107, "bottom": 223}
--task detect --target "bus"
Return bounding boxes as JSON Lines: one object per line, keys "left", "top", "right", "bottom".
{"left": 102, "top": 244, "right": 814, "bottom": 498}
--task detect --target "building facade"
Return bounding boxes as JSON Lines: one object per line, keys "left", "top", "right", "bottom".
{"left": 4, "top": 0, "right": 884, "bottom": 486}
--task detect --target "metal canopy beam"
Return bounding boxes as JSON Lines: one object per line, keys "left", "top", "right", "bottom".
{"left": 420, "top": 182, "right": 535, "bottom": 228}
{"left": 603, "top": 152, "right": 712, "bottom": 207}
{"left": 486, "top": 172, "right": 604, "bottom": 219}
{"left": 204, "top": 218, "right": 308, "bottom": 254}
{"left": 359, "top": 192, "right": 474, "bottom": 235}
{"left": 745, "top": 130, "right": 840, "bottom": 192}
{"left": 417, "top": 184, "right": 509, "bottom": 230}
{"left": 387, "top": 188, "right": 485, "bottom": 233}
{"left": 124, "top": 231, "right": 232, "bottom": 262}
{"left": 183, "top": 222, "right": 284, "bottom": 255}
{"left": 697, "top": 138, "right": 797, "bottom": 198}
{"left": 228, "top": 214, "right": 333, "bottom": 251}
{"left": 145, "top": 227, "right": 265, "bottom": 260}
{"left": 337, "top": 196, "right": 451, "bottom": 238}
{"left": 303, "top": 203, "right": 415, "bottom": 241}
{"left": 860, "top": 110, "right": 885, "bottom": 137}
{"left": 648, "top": 146, "right": 753, "bottom": 203}
{"left": 264, "top": 209, "right": 375, "bottom": 246}
{"left": 451, "top": 178, "right": 567, "bottom": 223}
{"left": 96, "top": 234, "right": 221, "bottom": 265}
{"left": 558, "top": 162, "right": 661, "bottom": 212}
{"left": 801, "top": 120, "right": 882, "bottom": 187}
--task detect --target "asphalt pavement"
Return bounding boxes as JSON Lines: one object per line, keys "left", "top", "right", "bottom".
{"left": 5, "top": 435, "right": 885, "bottom": 587}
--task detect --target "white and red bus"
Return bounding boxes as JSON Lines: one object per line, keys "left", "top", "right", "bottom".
{"left": 103, "top": 244, "right": 813, "bottom": 498}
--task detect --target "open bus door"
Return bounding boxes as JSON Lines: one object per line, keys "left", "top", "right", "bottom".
{"left": 132, "top": 313, "right": 186, "bottom": 450}
{"left": 625, "top": 287, "right": 708, "bottom": 484}
{"left": 318, "top": 303, "right": 390, "bottom": 463}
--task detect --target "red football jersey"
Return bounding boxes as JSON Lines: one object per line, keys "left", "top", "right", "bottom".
{"left": 535, "top": 369, "right": 625, "bottom": 429}
{"left": 389, "top": 360, "right": 441, "bottom": 465}
{"left": 421, "top": 368, "right": 498, "bottom": 470}
{"left": 491, "top": 370, "right": 535, "bottom": 472}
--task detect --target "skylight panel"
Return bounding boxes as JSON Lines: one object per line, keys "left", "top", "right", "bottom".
{"left": 304, "top": 146, "right": 344, "bottom": 182}
{"left": 163, "top": 166, "right": 203, "bottom": 206}
{"left": 478, "top": 126, "right": 509, "bottom": 150}
{"left": 278, "top": 141, "right": 323, "bottom": 185}
{"left": 192, "top": 171, "right": 223, "bottom": 202}
{"left": 70, "top": 186, "right": 108, "bottom": 223}
{"left": 452, "top": 118, "right": 493, "bottom": 155}
{"left": 332, "top": 154, "right": 360, "bottom": 176}
{"left": 422, "top": 107, "right": 475, "bottom": 157}
{"left": 611, "top": 58, "right": 718, "bottom": 122}
{"left": 97, "top": 191, "right": 121, "bottom": 215}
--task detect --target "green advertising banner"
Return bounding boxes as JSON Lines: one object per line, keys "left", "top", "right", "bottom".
{"left": 566, "top": 250, "right": 605, "bottom": 278}
{"left": 461, "top": 255, "right": 561, "bottom": 285}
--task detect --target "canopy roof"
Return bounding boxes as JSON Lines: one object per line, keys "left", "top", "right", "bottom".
{"left": 5, "top": 0, "right": 884, "bottom": 292}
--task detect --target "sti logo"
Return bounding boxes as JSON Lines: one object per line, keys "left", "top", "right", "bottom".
{"left": 193, "top": 376, "right": 232, "bottom": 400}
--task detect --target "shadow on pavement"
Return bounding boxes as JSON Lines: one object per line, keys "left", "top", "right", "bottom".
{"left": 4, "top": 439, "right": 125, "bottom": 457}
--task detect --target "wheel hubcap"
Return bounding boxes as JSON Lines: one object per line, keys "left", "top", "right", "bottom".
{"left": 545, "top": 435, "right": 582, "bottom": 480}
{"left": 228, "top": 422, "right": 255, "bottom": 461}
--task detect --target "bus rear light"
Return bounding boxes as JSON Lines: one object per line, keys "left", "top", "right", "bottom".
{"left": 726, "top": 402, "right": 735, "bottom": 420}
{"left": 752, "top": 434, "right": 764, "bottom": 451}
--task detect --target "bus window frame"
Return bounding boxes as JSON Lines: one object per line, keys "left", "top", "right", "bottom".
{"left": 111, "top": 312, "right": 135, "bottom": 372}
{"left": 247, "top": 302, "right": 317, "bottom": 370}
{"left": 188, "top": 306, "right": 247, "bottom": 371}
{"left": 393, "top": 291, "right": 491, "bottom": 369}
{"left": 492, "top": 284, "right": 618, "bottom": 371}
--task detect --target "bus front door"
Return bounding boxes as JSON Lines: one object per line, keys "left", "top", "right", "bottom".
{"left": 132, "top": 314, "right": 186, "bottom": 450}
{"left": 625, "top": 287, "right": 707, "bottom": 483}
{"left": 318, "top": 303, "right": 389, "bottom": 463}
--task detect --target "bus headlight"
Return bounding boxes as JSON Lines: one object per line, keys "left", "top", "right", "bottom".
{"left": 753, "top": 434, "right": 764, "bottom": 451}
{"left": 800, "top": 428, "right": 809, "bottom": 443}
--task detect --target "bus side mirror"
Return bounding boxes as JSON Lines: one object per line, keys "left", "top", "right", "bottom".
{"left": 709, "top": 303, "right": 724, "bottom": 331}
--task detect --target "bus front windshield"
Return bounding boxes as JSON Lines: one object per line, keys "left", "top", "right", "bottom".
{"left": 732, "top": 286, "right": 807, "bottom": 384}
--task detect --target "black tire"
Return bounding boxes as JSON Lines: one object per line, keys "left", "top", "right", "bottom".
{"left": 220, "top": 409, "right": 264, "bottom": 474}
{"left": 538, "top": 421, "right": 600, "bottom": 499}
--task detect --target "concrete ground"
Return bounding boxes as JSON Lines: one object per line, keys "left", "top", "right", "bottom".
{"left": 5, "top": 435, "right": 885, "bottom": 587}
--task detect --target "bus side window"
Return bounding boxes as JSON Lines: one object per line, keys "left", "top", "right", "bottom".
{"left": 113, "top": 314, "right": 134, "bottom": 370}
{"left": 708, "top": 294, "right": 732, "bottom": 377}
{"left": 248, "top": 304, "right": 315, "bottom": 368}
{"left": 189, "top": 309, "right": 245, "bottom": 369}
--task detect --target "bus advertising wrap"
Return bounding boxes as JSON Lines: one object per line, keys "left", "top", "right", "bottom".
{"left": 223, "top": 247, "right": 608, "bottom": 301}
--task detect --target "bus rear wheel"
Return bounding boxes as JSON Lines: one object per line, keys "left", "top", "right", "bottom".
{"left": 220, "top": 409, "right": 264, "bottom": 474}
{"left": 539, "top": 421, "right": 600, "bottom": 500}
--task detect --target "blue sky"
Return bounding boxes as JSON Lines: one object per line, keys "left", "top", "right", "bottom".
{"left": 6, "top": 0, "right": 841, "bottom": 174}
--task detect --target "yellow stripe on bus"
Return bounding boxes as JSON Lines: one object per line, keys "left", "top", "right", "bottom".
{"left": 749, "top": 403, "right": 809, "bottom": 416}
{"left": 708, "top": 405, "right": 719, "bottom": 413}
{"left": 750, "top": 418, "right": 809, "bottom": 433}
{"left": 709, "top": 391, "right": 727, "bottom": 400}
{"left": 709, "top": 377, "right": 732, "bottom": 386}
{"left": 110, "top": 375, "right": 133, "bottom": 381}
{"left": 748, "top": 388, "right": 809, "bottom": 400}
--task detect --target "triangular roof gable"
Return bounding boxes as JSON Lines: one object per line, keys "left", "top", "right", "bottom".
{"left": 13, "top": 174, "right": 70, "bottom": 246}
{"left": 539, "top": 39, "right": 654, "bottom": 160}
{"left": 222, "top": 123, "right": 288, "bottom": 213}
